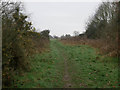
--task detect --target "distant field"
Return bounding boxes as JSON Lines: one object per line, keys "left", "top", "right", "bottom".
{"left": 12, "top": 40, "right": 118, "bottom": 88}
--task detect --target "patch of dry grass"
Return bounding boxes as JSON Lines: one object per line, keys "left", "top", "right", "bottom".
{"left": 60, "top": 38, "right": 118, "bottom": 57}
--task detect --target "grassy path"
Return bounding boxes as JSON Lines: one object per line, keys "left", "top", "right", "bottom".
{"left": 13, "top": 40, "right": 118, "bottom": 88}
{"left": 54, "top": 40, "right": 72, "bottom": 87}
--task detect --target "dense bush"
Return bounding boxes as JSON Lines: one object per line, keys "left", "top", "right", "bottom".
{"left": 2, "top": 2, "right": 50, "bottom": 87}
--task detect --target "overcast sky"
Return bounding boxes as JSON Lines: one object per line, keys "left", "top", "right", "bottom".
{"left": 23, "top": 1, "right": 102, "bottom": 37}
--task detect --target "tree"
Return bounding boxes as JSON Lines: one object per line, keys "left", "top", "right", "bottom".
{"left": 85, "top": 1, "right": 117, "bottom": 39}
{"left": 73, "top": 31, "right": 79, "bottom": 36}
{"left": 40, "top": 30, "right": 50, "bottom": 39}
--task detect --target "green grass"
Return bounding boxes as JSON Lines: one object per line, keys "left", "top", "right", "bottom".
{"left": 12, "top": 40, "right": 65, "bottom": 88}
{"left": 12, "top": 40, "right": 118, "bottom": 88}
{"left": 61, "top": 43, "right": 118, "bottom": 88}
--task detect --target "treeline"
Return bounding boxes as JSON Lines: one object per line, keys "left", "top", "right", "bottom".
{"left": 84, "top": 1, "right": 118, "bottom": 56}
{"left": 2, "top": 2, "right": 50, "bottom": 87}
{"left": 61, "top": 1, "right": 119, "bottom": 57}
